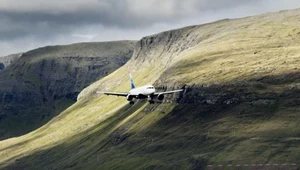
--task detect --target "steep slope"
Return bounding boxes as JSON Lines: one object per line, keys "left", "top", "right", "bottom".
{"left": 0, "top": 53, "right": 22, "bottom": 71}
{"left": 1, "top": 9, "right": 300, "bottom": 170}
{"left": 0, "top": 41, "right": 136, "bottom": 140}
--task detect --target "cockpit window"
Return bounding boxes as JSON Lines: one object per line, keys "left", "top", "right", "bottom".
{"left": 147, "top": 87, "right": 154, "bottom": 89}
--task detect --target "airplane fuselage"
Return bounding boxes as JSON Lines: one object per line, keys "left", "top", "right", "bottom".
{"left": 129, "top": 85, "right": 155, "bottom": 96}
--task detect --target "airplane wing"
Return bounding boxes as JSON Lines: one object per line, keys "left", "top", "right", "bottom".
{"left": 96, "top": 91, "right": 128, "bottom": 97}
{"left": 153, "top": 89, "right": 183, "bottom": 95}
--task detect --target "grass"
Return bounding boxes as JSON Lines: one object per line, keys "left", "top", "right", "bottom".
{"left": 2, "top": 86, "right": 300, "bottom": 169}
{"left": 2, "top": 8, "right": 300, "bottom": 170}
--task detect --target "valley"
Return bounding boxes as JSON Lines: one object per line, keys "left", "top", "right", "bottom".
{"left": 1, "top": 9, "right": 300, "bottom": 170}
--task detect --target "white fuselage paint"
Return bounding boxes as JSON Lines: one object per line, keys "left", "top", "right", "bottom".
{"left": 129, "top": 85, "right": 155, "bottom": 96}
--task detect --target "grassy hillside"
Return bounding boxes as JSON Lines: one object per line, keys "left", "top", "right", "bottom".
{"left": 1, "top": 9, "right": 300, "bottom": 169}
{"left": 0, "top": 41, "right": 136, "bottom": 140}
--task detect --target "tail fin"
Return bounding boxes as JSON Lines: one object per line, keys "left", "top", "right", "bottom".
{"left": 130, "top": 74, "right": 135, "bottom": 89}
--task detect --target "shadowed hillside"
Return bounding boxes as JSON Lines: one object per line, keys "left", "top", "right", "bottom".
{"left": 1, "top": 8, "right": 300, "bottom": 170}
{"left": 0, "top": 41, "right": 136, "bottom": 140}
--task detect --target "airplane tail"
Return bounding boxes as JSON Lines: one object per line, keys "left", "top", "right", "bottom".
{"left": 130, "top": 74, "right": 135, "bottom": 89}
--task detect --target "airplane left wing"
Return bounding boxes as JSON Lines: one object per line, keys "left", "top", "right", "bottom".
{"left": 96, "top": 91, "right": 128, "bottom": 97}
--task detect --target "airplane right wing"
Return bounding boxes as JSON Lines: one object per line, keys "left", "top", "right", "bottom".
{"left": 96, "top": 91, "right": 128, "bottom": 97}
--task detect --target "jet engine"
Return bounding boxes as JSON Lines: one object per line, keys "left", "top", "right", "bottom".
{"left": 126, "top": 94, "right": 133, "bottom": 101}
{"left": 157, "top": 94, "right": 164, "bottom": 101}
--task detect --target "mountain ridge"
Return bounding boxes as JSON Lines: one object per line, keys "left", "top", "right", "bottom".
{"left": 1, "top": 8, "right": 300, "bottom": 169}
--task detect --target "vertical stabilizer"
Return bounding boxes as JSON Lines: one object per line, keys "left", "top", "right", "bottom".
{"left": 130, "top": 74, "right": 135, "bottom": 89}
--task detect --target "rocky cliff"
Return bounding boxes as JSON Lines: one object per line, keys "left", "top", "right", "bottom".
{"left": 1, "top": 9, "right": 300, "bottom": 170}
{"left": 0, "top": 41, "right": 136, "bottom": 139}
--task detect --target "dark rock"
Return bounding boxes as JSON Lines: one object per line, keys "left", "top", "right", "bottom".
{"left": 0, "top": 63, "right": 4, "bottom": 70}
{"left": 190, "top": 157, "right": 208, "bottom": 170}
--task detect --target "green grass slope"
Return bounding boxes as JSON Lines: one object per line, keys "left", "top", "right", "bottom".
{"left": 0, "top": 41, "right": 136, "bottom": 140}
{"left": 1, "top": 9, "right": 300, "bottom": 170}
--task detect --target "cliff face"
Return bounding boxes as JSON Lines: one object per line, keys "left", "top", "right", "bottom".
{"left": 0, "top": 41, "right": 136, "bottom": 139}
{"left": 2, "top": 9, "right": 300, "bottom": 170}
{"left": 77, "top": 25, "right": 209, "bottom": 100}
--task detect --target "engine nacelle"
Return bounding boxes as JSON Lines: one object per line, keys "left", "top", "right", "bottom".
{"left": 127, "top": 94, "right": 133, "bottom": 101}
{"left": 157, "top": 94, "right": 164, "bottom": 101}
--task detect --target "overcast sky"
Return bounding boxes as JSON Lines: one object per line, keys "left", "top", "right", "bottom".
{"left": 0, "top": 0, "right": 300, "bottom": 56}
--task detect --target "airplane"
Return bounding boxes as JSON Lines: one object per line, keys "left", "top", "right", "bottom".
{"left": 97, "top": 74, "right": 183, "bottom": 104}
